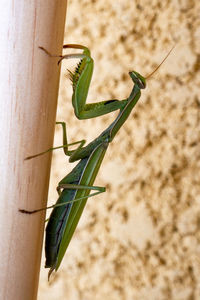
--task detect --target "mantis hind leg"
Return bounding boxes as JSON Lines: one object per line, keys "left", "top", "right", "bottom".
{"left": 19, "top": 183, "right": 105, "bottom": 214}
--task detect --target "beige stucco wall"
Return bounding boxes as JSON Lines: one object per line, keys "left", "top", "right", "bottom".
{"left": 38, "top": 0, "right": 200, "bottom": 299}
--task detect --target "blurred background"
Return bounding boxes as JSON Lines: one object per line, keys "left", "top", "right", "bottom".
{"left": 38, "top": 0, "right": 200, "bottom": 299}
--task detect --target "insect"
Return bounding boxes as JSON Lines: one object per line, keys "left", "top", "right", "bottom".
{"left": 19, "top": 45, "right": 173, "bottom": 279}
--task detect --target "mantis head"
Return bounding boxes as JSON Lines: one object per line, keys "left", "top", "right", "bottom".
{"left": 129, "top": 71, "right": 146, "bottom": 89}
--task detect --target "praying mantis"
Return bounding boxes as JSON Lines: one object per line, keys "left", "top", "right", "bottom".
{"left": 20, "top": 44, "right": 173, "bottom": 279}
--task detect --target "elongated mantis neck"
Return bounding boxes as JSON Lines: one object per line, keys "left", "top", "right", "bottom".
{"left": 108, "top": 84, "right": 142, "bottom": 141}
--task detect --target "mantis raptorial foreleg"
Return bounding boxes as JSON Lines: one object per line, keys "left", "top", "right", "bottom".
{"left": 41, "top": 44, "right": 128, "bottom": 120}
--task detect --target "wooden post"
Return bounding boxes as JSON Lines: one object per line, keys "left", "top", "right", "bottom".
{"left": 0, "top": 1, "right": 67, "bottom": 299}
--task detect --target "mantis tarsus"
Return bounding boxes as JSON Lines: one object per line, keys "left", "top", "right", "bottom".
{"left": 20, "top": 44, "right": 173, "bottom": 279}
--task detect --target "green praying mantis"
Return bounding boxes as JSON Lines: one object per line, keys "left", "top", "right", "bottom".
{"left": 20, "top": 44, "right": 173, "bottom": 279}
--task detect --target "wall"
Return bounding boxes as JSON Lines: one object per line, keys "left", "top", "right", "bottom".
{"left": 39, "top": 1, "right": 200, "bottom": 299}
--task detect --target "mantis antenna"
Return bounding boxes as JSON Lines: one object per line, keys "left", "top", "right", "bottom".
{"left": 146, "top": 45, "right": 175, "bottom": 79}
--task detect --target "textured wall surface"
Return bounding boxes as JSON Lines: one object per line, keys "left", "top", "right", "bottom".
{"left": 38, "top": 0, "right": 200, "bottom": 299}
